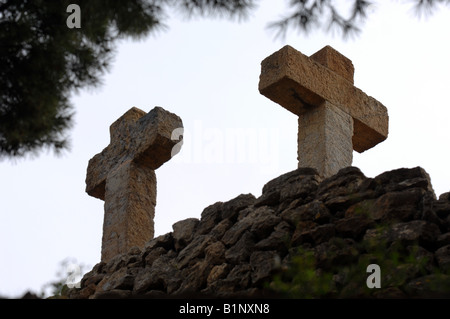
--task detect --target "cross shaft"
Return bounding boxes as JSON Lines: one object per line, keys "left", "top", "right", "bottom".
{"left": 259, "top": 45, "right": 389, "bottom": 177}
{"left": 86, "top": 106, "right": 183, "bottom": 261}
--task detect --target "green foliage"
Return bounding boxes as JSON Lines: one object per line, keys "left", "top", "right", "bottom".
{"left": 0, "top": 0, "right": 251, "bottom": 158}
{"left": 40, "top": 257, "right": 88, "bottom": 299}
{"left": 270, "top": 248, "right": 334, "bottom": 298}
{"left": 270, "top": 236, "right": 435, "bottom": 298}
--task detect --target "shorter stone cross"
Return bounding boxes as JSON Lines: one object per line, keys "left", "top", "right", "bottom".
{"left": 85, "top": 106, "right": 183, "bottom": 262}
{"left": 259, "top": 45, "right": 389, "bottom": 177}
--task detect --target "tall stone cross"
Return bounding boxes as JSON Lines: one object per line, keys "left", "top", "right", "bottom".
{"left": 259, "top": 45, "right": 389, "bottom": 177}
{"left": 85, "top": 106, "right": 183, "bottom": 262}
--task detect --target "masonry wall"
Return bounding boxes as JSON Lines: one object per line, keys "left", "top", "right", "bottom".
{"left": 68, "top": 166, "right": 450, "bottom": 299}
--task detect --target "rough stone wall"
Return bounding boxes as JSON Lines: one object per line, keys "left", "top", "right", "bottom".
{"left": 69, "top": 166, "right": 450, "bottom": 299}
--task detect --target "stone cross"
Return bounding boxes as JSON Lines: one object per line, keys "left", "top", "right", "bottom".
{"left": 259, "top": 45, "right": 389, "bottom": 177}
{"left": 85, "top": 106, "right": 183, "bottom": 262}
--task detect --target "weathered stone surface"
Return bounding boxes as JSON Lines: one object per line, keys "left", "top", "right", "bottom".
{"left": 292, "top": 223, "right": 335, "bottom": 246}
{"left": 256, "top": 168, "right": 319, "bottom": 207}
{"left": 281, "top": 200, "right": 330, "bottom": 226}
{"left": 205, "top": 241, "right": 226, "bottom": 265}
{"left": 405, "top": 274, "right": 450, "bottom": 298}
{"left": 317, "top": 167, "right": 367, "bottom": 205}
{"left": 259, "top": 45, "right": 388, "bottom": 152}
{"left": 434, "top": 192, "right": 450, "bottom": 219}
{"left": 335, "top": 216, "right": 374, "bottom": 240}
{"left": 221, "top": 194, "right": 256, "bottom": 221}
{"left": 259, "top": 45, "right": 388, "bottom": 178}
{"left": 250, "top": 251, "right": 281, "bottom": 286}
{"left": 86, "top": 107, "right": 183, "bottom": 199}
{"left": 176, "top": 235, "right": 215, "bottom": 269}
{"left": 196, "top": 202, "right": 223, "bottom": 235}
{"left": 437, "top": 233, "right": 450, "bottom": 247}
{"left": 364, "top": 220, "right": 440, "bottom": 249}
{"left": 177, "top": 260, "right": 212, "bottom": 294}
{"left": 225, "top": 231, "right": 255, "bottom": 264}
{"left": 298, "top": 102, "right": 353, "bottom": 177}
{"left": 368, "top": 188, "right": 426, "bottom": 223}
{"left": 207, "top": 263, "right": 231, "bottom": 286}
{"left": 255, "top": 221, "right": 291, "bottom": 252}
{"left": 70, "top": 166, "right": 450, "bottom": 299}
{"left": 373, "top": 166, "right": 435, "bottom": 196}
{"left": 95, "top": 267, "right": 136, "bottom": 293}
{"left": 435, "top": 245, "right": 450, "bottom": 273}
{"left": 309, "top": 45, "right": 355, "bottom": 83}
{"left": 225, "top": 264, "right": 252, "bottom": 290}
{"left": 85, "top": 107, "right": 183, "bottom": 262}
{"left": 172, "top": 218, "right": 199, "bottom": 251}
{"left": 314, "top": 238, "right": 359, "bottom": 269}
{"left": 101, "top": 162, "right": 156, "bottom": 262}
{"left": 139, "top": 254, "right": 181, "bottom": 294}
{"left": 144, "top": 233, "right": 174, "bottom": 251}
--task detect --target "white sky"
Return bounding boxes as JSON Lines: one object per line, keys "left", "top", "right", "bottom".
{"left": 1, "top": 1, "right": 450, "bottom": 298}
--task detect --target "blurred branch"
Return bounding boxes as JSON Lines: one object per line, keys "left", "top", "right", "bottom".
{"left": 268, "top": 0, "right": 450, "bottom": 39}
{"left": 172, "top": 0, "right": 257, "bottom": 21}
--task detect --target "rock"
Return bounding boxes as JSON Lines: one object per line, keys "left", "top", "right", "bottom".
{"left": 145, "top": 233, "right": 174, "bottom": 251}
{"left": 144, "top": 246, "right": 166, "bottom": 267}
{"left": 255, "top": 168, "right": 319, "bottom": 207}
{"left": 255, "top": 221, "right": 292, "bottom": 252}
{"left": 101, "top": 249, "right": 141, "bottom": 274}
{"left": 133, "top": 255, "right": 181, "bottom": 295}
{"left": 225, "top": 231, "right": 255, "bottom": 264}
{"left": 249, "top": 207, "right": 282, "bottom": 240}
{"left": 222, "top": 215, "right": 253, "bottom": 247}
{"left": 176, "top": 235, "right": 215, "bottom": 269}
{"left": 280, "top": 200, "right": 330, "bottom": 226}
{"left": 292, "top": 224, "right": 335, "bottom": 246}
{"left": 172, "top": 218, "right": 199, "bottom": 251}
{"left": 364, "top": 220, "right": 441, "bottom": 249}
{"left": 370, "top": 188, "right": 427, "bottom": 222}
{"left": 278, "top": 173, "right": 321, "bottom": 204}
{"left": 317, "top": 167, "right": 370, "bottom": 211}
{"left": 71, "top": 165, "right": 450, "bottom": 299}
{"left": 207, "top": 264, "right": 231, "bottom": 286}
{"left": 95, "top": 267, "right": 136, "bottom": 292}
{"left": 221, "top": 194, "right": 256, "bottom": 221}
{"left": 405, "top": 274, "right": 450, "bottom": 298}
{"left": 374, "top": 166, "right": 435, "bottom": 196}
{"left": 250, "top": 251, "right": 281, "bottom": 286}
{"left": 437, "top": 233, "right": 450, "bottom": 247}
{"left": 335, "top": 216, "right": 374, "bottom": 240}
{"left": 434, "top": 193, "right": 450, "bottom": 219}
{"left": 205, "top": 241, "right": 226, "bottom": 265}
{"left": 222, "top": 206, "right": 280, "bottom": 245}
{"left": 196, "top": 202, "right": 223, "bottom": 235}
{"left": 225, "top": 264, "right": 252, "bottom": 290}
{"left": 177, "top": 260, "right": 212, "bottom": 294}
{"left": 435, "top": 245, "right": 450, "bottom": 273}
{"left": 314, "top": 238, "right": 359, "bottom": 269}
{"left": 209, "top": 218, "right": 233, "bottom": 240}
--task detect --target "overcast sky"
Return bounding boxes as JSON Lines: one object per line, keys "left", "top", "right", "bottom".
{"left": 1, "top": 1, "right": 450, "bottom": 297}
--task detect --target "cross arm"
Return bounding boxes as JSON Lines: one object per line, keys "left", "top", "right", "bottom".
{"left": 259, "top": 45, "right": 388, "bottom": 153}
{"left": 85, "top": 107, "right": 183, "bottom": 200}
